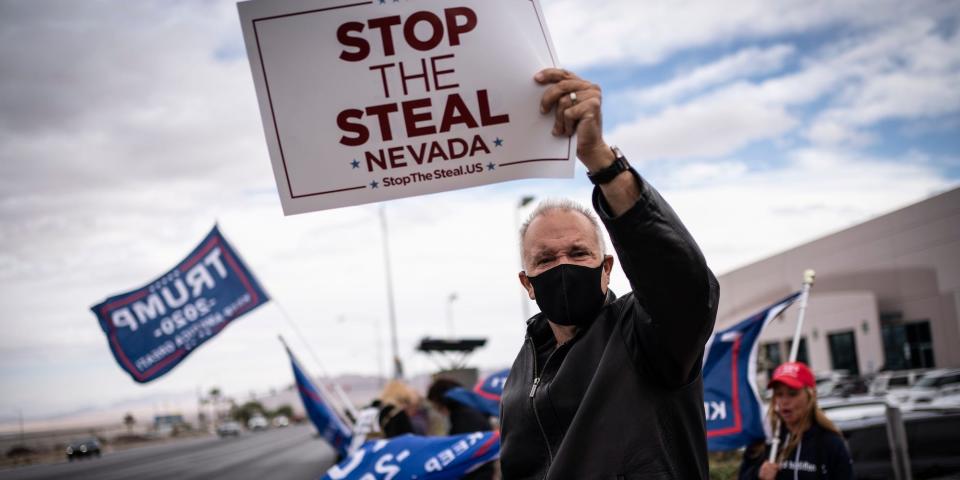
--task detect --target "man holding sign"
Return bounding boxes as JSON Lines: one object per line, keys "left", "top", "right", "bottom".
{"left": 499, "top": 69, "right": 720, "bottom": 479}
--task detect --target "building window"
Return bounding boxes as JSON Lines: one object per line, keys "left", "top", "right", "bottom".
{"left": 827, "top": 330, "right": 860, "bottom": 375}
{"left": 881, "top": 320, "right": 934, "bottom": 370}
{"left": 760, "top": 341, "right": 783, "bottom": 376}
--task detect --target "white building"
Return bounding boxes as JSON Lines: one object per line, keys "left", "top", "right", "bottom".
{"left": 715, "top": 187, "right": 960, "bottom": 381}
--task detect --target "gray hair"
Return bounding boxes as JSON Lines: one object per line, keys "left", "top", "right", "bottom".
{"left": 519, "top": 198, "right": 607, "bottom": 269}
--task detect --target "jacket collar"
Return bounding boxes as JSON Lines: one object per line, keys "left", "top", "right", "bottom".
{"left": 525, "top": 289, "right": 617, "bottom": 347}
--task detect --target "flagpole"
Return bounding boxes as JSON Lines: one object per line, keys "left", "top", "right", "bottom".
{"left": 278, "top": 335, "right": 357, "bottom": 427}
{"left": 213, "top": 224, "right": 358, "bottom": 422}
{"left": 768, "top": 269, "right": 816, "bottom": 464}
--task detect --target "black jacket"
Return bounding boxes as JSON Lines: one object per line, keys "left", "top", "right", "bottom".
{"left": 500, "top": 174, "right": 719, "bottom": 480}
{"left": 738, "top": 423, "right": 854, "bottom": 479}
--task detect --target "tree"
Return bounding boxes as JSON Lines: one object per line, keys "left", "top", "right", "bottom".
{"left": 272, "top": 404, "right": 294, "bottom": 419}
{"left": 208, "top": 387, "right": 223, "bottom": 422}
{"left": 230, "top": 401, "right": 266, "bottom": 425}
{"left": 123, "top": 412, "right": 136, "bottom": 434}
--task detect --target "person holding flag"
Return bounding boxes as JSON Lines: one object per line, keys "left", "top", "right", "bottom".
{"left": 738, "top": 361, "right": 854, "bottom": 479}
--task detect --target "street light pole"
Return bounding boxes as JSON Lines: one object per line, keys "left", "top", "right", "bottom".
{"left": 18, "top": 408, "right": 24, "bottom": 446}
{"left": 446, "top": 292, "right": 458, "bottom": 338}
{"left": 515, "top": 196, "right": 535, "bottom": 321}
{"left": 379, "top": 205, "right": 403, "bottom": 379}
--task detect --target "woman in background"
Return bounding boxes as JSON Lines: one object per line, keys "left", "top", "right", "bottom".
{"left": 739, "top": 362, "right": 854, "bottom": 479}
{"left": 377, "top": 380, "right": 425, "bottom": 437}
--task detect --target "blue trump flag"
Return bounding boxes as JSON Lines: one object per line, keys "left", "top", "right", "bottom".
{"left": 324, "top": 432, "right": 500, "bottom": 480}
{"left": 91, "top": 225, "right": 269, "bottom": 383}
{"left": 286, "top": 347, "right": 353, "bottom": 457}
{"left": 444, "top": 368, "right": 509, "bottom": 417}
{"left": 703, "top": 292, "right": 800, "bottom": 452}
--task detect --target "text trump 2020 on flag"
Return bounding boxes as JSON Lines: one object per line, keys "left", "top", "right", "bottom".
{"left": 91, "top": 226, "right": 269, "bottom": 383}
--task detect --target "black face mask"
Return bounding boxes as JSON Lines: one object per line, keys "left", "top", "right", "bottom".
{"left": 527, "top": 263, "right": 606, "bottom": 326}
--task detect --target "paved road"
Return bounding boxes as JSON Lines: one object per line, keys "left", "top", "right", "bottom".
{"left": 0, "top": 425, "right": 336, "bottom": 480}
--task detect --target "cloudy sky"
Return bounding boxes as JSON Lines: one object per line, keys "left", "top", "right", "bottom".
{"left": 1, "top": 0, "right": 958, "bottom": 423}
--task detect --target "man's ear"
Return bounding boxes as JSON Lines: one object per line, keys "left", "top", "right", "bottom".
{"left": 600, "top": 255, "right": 615, "bottom": 293}
{"left": 602, "top": 254, "right": 615, "bottom": 274}
{"left": 518, "top": 271, "right": 536, "bottom": 300}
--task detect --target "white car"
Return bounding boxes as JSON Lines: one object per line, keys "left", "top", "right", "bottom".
{"left": 869, "top": 369, "right": 925, "bottom": 396}
{"left": 216, "top": 421, "right": 242, "bottom": 437}
{"left": 272, "top": 415, "right": 290, "bottom": 428}
{"left": 247, "top": 415, "right": 269, "bottom": 431}
{"left": 900, "top": 368, "right": 960, "bottom": 410}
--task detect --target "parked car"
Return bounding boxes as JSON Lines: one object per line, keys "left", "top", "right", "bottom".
{"left": 820, "top": 396, "right": 887, "bottom": 422}
{"left": 900, "top": 368, "right": 960, "bottom": 409}
{"left": 816, "top": 370, "right": 868, "bottom": 398}
{"left": 216, "top": 421, "right": 242, "bottom": 437}
{"left": 869, "top": 369, "right": 925, "bottom": 396}
{"left": 837, "top": 407, "right": 960, "bottom": 479}
{"left": 272, "top": 415, "right": 290, "bottom": 428}
{"left": 247, "top": 415, "right": 269, "bottom": 431}
{"left": 65, "top": 438, "right": 101, "bottom": 461}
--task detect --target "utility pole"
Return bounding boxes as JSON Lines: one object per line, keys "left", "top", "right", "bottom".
{"left": 18, "top": 408, "right": 24, "bottom": 445}
{"left": 379, "top": 205, "right": 403, "bottom": 379}
{"left": 446, "top": 292, "right": 458, "bottom": 338}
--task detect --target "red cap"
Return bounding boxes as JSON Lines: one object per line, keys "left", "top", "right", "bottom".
{"left": 768, "top": 361, "right": 815, "bottom": 390}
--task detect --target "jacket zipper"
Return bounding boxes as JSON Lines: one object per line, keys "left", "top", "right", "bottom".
{"left": 528, "top": 337, "right": 563, "bottom": 467}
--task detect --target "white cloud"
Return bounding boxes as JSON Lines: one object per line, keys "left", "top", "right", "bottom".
{"left": 542, "top": 0, "right": 958, "bottom": 68}
{"left": 606, "top": 14, "right": 960, "bottom": 158}
{"left": 608, "top": 87, "right": 798, "bottom": 160}
{"left": 630, "top": 44, "right": 796, "bottom": 107}
{"left": 0, "top": 1, "right": 267, "bottom": 197}
{"left": 803, "top": 19, "right": 960, "bottom": 146}
{"left": 805, "top": 120, "right": 874, "bottom": 147}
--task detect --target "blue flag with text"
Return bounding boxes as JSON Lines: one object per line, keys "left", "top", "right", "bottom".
{"left": 444, "top": 368, "right": 509, "bottom": 417}
{"left": 323, "top": 432, "right": 500, "bottom": 480}
{"left": 287, "top": 348, "right": 353, "bottom": 457}
{"left": 91, "top": 225, "right": 269, "bottom": 383}
{"left": 703, "top": 292, "right": 800, "bottom": 452}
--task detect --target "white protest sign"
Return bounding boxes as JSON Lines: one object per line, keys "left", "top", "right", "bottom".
{"left": 238, "top": 0, "right": 573, "bottom": 215}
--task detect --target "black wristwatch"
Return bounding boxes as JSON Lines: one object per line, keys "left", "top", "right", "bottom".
{"left": 586, "top": 146, "right": 629, "bottom": 185}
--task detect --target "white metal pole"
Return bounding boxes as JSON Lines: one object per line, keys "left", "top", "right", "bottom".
{"left": 18, "top": 408, "right": 24, "bottom": 445}
{"left": 379, "top": 205, "right": 403, "bottom": 379}
{"left": 446, "top": 292, "right": 457, "bottom": 338}
{"left": 769, "top": 269, "right": 816, "bottom": 464}
{"left": 373, "top": 316, "right": 386, "bottom": 387}
{"left": 787, "top": 269, "right": 816, "bottom": 362}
